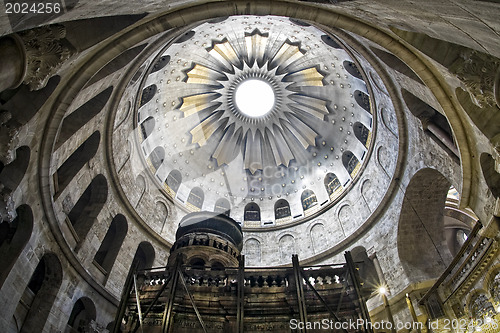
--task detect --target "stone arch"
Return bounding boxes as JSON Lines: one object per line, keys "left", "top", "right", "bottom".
{"left": 279, "top": 234, "right": 296, "bottom": 263}
{"left": 274, "top": 199, "right": 291, "bottom": 220}
{"left": 376, "top": 145, "right": 391, "bottom": 177}
{"left": 187, "top": 187, "right": 204, "bottom": 211}
{"left": 154, "top": 201, "right": 169, "bottom": 233}
{"left": 324, "top": 173, "right": 342, "bottom": 200}
{"left": 380, "top": 107, "right": 398, "bottom": 137}
{"left": 18, "top": 253, "right": 63, "bottom": 333}
{"left": 443, "top": 206, "right": 476, "bottom": 257}
{"left": 67, "top": 296, "right": 97, "bottom": 332}
{"left": 0, "top": 204, "right": 33, "bottom": 288}
{"left": 54, "top": 131, "right": 100, "bottom": 197}
{"left": 351, "top": 246, "right": 381, "bottom": 293}
{"left": 214, "top": 198, "right": 230, "bottom": 216}
{"left": 301, "top": 189, "right": 318, "bottom": 212}
{"left": 310, "top": 223, "right": 327, "bottom": 254}
{"left": 131, "top": 241, "right": 155, "bottom": 271}
{"left": 87, "top": 44, "right": 147, "bottom": 86}
{"left": 68, "top": 174, "right": 108, "bottom": 247}
{"left": 139, "top": 116, "right": 155, "bottom": 140}
{"left": 148, "top": 146, "right": 164, "bottom": 170}
{"left": 55, "top": 87, "right": 112, "bottom": 149}
{"left": 338, "top": 204, "right": 353, "bottom": 235}
{"left": 134, "top": 174, "right": 146, "bottom": 209}
{"left": 397, "top": 168, "right": 452, "bottom": 282}
{"left": 360, "top": 179, "right": 375, "bottom": 212}
{"left": 370, "top": 47, "right": 423, "bottom": 83}
{"left": 480, "top": 153, "right": 500, "bottom": 197}
{"left": 114, "top": 100, "right": 132, "bottom": 131}
{"left": 244, "top": 238, "right": 262, "bottom": 265}
{"left": 93, "top": 214, "right": 128, "bottom": 276}
{"left": 244, "top": 203, "right": 261, "bottom": 223}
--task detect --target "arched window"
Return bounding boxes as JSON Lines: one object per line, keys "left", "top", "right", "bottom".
{"left": 211, "top": 261, "right": 224, "bottom": 271}
{"left": 148, "top": 146, "right": 164, "bottom": 170}
{"left": 189, "top": 258, "right": 205, "bottom": 269}
{"left": 93, "top": 214, "right": 128, "bottom": 276}
{"left": 244, "top": 203, "right": 261, "bottom": 222}
{"left": 67, "top": 175, "right": 108, "bottom": 246}
{"left": 187, "top": 187, "right": 204, "bottom": 211}
{"left": 274, "top": 199, "right": 291, "bottom": 221}
{"left": 165, "top": 170, "right": 182, "bottom": 195}
{"left": 131, "top": 241, "right": 155, "bottom": 271}
{"left": 139, "top": 116, "right": 155, "bottom": 140}
{"left": 342, "top": 151, "right": 360, "bottom": 177}
{"left": 470, "top": 294, "right": 495, "bottom": 319}
{"left": 301, "top": 189, "right": 318, "bottom": 211}
{"left": 139, "top": 84, "right": 157, "bottom": 107}
{"left": 55, "top": 87, "right": 112, "bottom": 149}
{"left": 214, "top": 198, "right": 231, "bottom": 216}
{"left": 353, "top": 122, "right": 371, "bottom": 147}
{"left": 343, "top": 60, "right": 363, "bottom": 80}
{"left": 0, "top": 204, "right": 33, "bottom": 288}
{"left": 17, "top": 253, "right": 62, "bottom": 333}
{"left": 321, "top": 34, "right": 342, "bottom": 49}
{"left": 54, "top": 131, "right": 100, "bottom": 197}
{"left": 324, "top": 173, "right": 342, "bottom": 199}
{"left": 67, "top": 297, "right": 96, "bottom": 333}
{"left": 150, "top": 55, "right": 170, "bottom": 74}
{"left": 354, "top": 90, "right": 371, "bottom": 114}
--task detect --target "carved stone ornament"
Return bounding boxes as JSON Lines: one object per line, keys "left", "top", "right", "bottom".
{"left": 17, "top": 24, "right": 75, "bottom": 91}
{"left": 450, "top": 50, "right": 500, "bottom": 109}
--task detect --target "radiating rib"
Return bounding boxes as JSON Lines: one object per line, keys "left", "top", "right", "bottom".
{"left": 190, "top": 111, "right": 227, "bottom": 146}
{"left": 245, "top": 31, "right": 268, "bottom": 67}
{"left": 284, "top": 67, "right": 325, "bottom": 86}
{"left": 244, "top": 130, "right": 263, "bottom": 174}
{"left": 268, "top": 126, "right": 294, "bottom": 167}
{"left": 281, "top": 114, "right": 318, "bottom": 148}
{"left": 208, "top": 40, "right": 242, "bottom": 72}
{"left": 185, "top": 64, "right": 226, "bottom": 86}
{"left": 270, "top": 41, "right": 304, "bottom": 73}
{"left": 212, "top": 124, "right": 241, "bottom": 166}
{"left": 179, "top": 92, "right": 221, "bottom": 117}
{"left": 288, "top": 94, "right": 330, "bottom": 120}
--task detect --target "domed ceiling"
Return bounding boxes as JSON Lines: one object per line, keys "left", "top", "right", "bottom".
{"left": 117, "top": 15, "right": 381, "bottom": 229}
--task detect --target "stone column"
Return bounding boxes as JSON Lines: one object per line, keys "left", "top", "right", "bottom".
{"left": 0, "top": 24, "right": 75, "bottom": 94}
{"left": 0, "top": 35, "right": 26, "bottom": 93}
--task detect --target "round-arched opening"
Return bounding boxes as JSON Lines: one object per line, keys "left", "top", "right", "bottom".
{"left": 235, "top": 79, "right": 275, "bottom": 117}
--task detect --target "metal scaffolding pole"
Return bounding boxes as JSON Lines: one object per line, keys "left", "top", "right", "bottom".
{"left": 292, "top": 254, "right": 308, "bottom": 333}
{"left": 162, "top": 256, "right": 182, "bottom": 333}
{"left": 237, "top": 256, "right": 245, "bottom": 333}
{"left": 345, "top": 251, "right": 374, "bottom": 333}
{"left": 112, "top": 261, "right": 138, "bottom": 333}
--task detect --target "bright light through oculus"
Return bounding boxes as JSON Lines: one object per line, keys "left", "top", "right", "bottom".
{"left": 235, "top": 79, "right": 275, "bottom": 117}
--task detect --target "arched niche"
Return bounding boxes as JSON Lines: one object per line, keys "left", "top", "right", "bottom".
{"left": 342, "top": 150, "right": 360, "bottom": 177}
{"left": 67, "top": 174, "right": 108, "bottom": 246}
{"left": 67, "top": 297, "right": 97, "bottom": 333}
{"left": 187, "top": 187, "right": 204, "bottom": 211}
{"left": 244, "top": 238, "right": 261, "bottom": 265}
{"left": 165, "top": 169, "right": 182, "bottom": 195}
{"left": 279, "top": 234, "right": 295, "bottom": 263}
{"left": 301, "top": 189, "right": 318, "bottom": 212}
{"left": 324, "top": 172, "right": 342, "bottom": 199}
{"left": 18, "top": 253, "right": 63, "bottom": 333}
{"left": 244, "top": 203, "right": 261, "bottom": 223}
{"left": 353, "top": 122, "right": 371, "bottom": 147}
{"left": 54, "top": 131, "right": 100, "bottom": 197}
{"left": 93, "top": 214, "right": 128, "bottom": 276}
{"left": 139, "top": 116, "right": 155, "bottom": 140}
{"left": 148, "top": 146, "right": 164, "bottom": 170}
{"left": 274, "top": 199, "right": 291, "bottom": 221}
{"left": 214, "top": 198, "right": 231, "bottom": 216}
{"left": 139, "top": 84, "right": 157, "bottom": 107}
{"left": 0, "top": 204, "right": 33, "bottom": 288}
{"left": 397, "top": 168, "right": 452, "bottom": 282}
{"left": 55, "top": 87, "right": 112, "bottom": 149}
